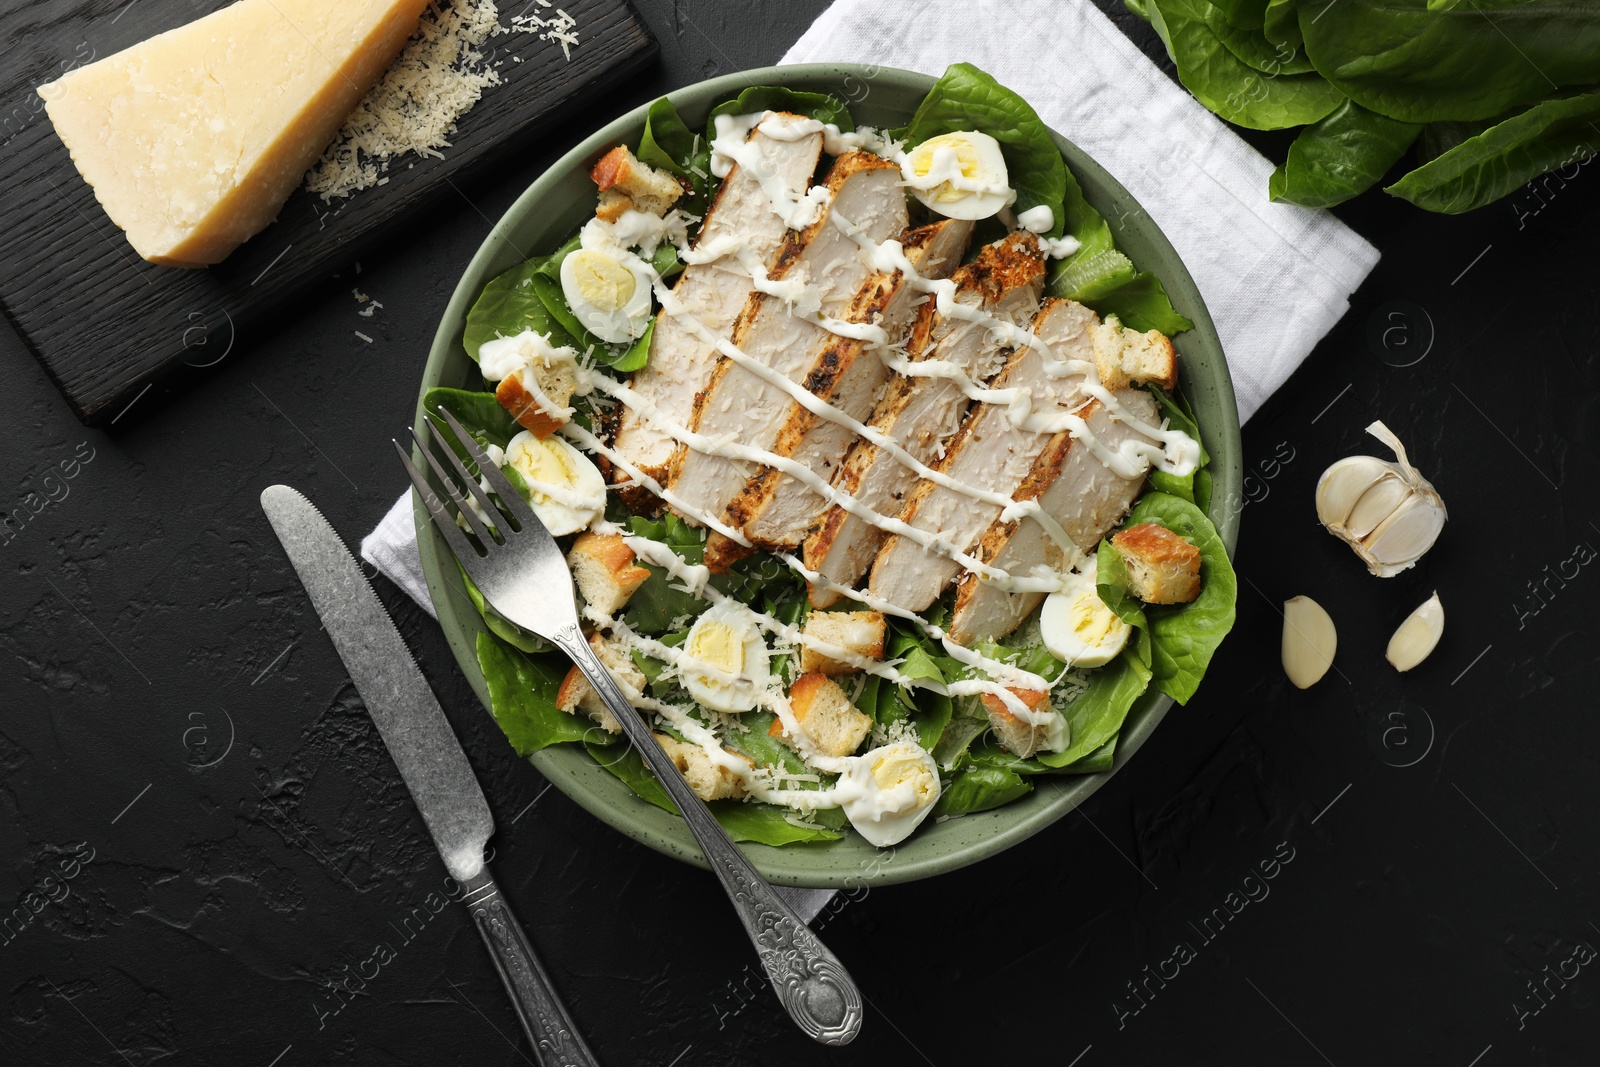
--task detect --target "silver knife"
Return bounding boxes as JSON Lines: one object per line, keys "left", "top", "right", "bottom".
{"left": 260, "top": 484, "right": 600, "bottom": 1067}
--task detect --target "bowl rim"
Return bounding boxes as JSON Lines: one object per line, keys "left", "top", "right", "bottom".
{"left": 414, "top": 62, "right": 1242, "bottom": 888}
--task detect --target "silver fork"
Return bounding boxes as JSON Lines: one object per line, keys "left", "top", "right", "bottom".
{"left": 397, "top": 406, "right": 863, "bottom": 1047}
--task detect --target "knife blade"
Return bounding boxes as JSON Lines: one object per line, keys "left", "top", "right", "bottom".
{"left": 260, "top": 484, "right": 491, "bottom": 882}
{"left": 260, "top": 484, "right": 600, "bottom": 1066}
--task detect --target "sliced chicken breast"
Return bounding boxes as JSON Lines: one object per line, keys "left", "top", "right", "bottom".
{"left": 665, "top": 154, "right": 910, "bottom": 543}
{"left": 948, "top": 390, "right": 1160, "bottom": 646}
{"left": 611, "top": 113, "right": 825, "bottom": 507}
{"left": 867, "top": 298, "right": 1101, "bottom": 614}
{"left": 727, "top": 218, "right": 974, "bottom": 553}
{"left": 801, "top": 233, "right": 1045, "bottom": 606}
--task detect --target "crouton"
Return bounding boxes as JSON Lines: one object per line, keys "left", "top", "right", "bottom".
{"left": 653, "top": 732, "right": 752, "bottom": 801}
{"left": 1111, "top": 523, "right": 1202, "bottom": 604}
{"left": 980, "top": 687, "right": 1054, "bottom": 758}
{"left": 492, "top": 348, "right": 579, "bottom": 439}
{"left": 590, "top": 145, "right": 687, "bottom": 219}
{"left": 555, "top": 633, "right": 646, "bottom": 734}
{"left": 798, "top": 611, "right": 887, "bottom": 675}
{"left": 769, "top": 673, "right": 873, "bottom": 758}
{"left": 1091, "top": 316, "right": 1178, "bottom": 391}
{"left": 569, "top": 533, "right": 651, "bottom": 617}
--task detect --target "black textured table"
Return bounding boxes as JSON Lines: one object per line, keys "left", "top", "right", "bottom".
{"left": 3, "top": 2, "right": 1597, "bottom": 1065}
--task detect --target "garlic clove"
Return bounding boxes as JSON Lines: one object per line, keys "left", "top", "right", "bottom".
{"left": 1386, "top": 591, "right": 1444, "bottom": 671}
{"left": 1316, "top": 456, "right": 1391, "bottom": 529}
{"left": 1345, "top": 472, "right": 1411, "bottom": 540}
{"left": 1282, "top": 596, "right": 1337, "bottom": 689}
{"left": 1361, "top": 494, "right": 1447, "bottom": 577}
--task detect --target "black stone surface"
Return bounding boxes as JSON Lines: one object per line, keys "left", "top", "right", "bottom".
{"left": 3, "top": 2, "right": 1598, "bottom": 1065}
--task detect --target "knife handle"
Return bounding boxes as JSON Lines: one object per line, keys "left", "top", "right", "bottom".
{"left": 556, "top": 626, "right": 863, "bottom": 1047}
{"left": 461, "top": 871, "right": 601, "bottom": 1067}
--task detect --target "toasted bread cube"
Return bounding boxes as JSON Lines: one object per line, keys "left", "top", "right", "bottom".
{"left": 590, "top": 145, "right": 686, "bottom": 218}
{"left": 555, "top": 633, "right": 645, "bottom": 734}
{"left": 493, "top": 353, "right": 579, "bottom": 439}
{"left": 980, "top": 687, "right": 1053, "bottom": 758}
{"left": 1111, "top": 523, "right": 1202, "bottom": 604}
{"left": 653, "top": 732, "right": 752, "bottom": 801}
{"left": 769, "top": 673, "right": 873, "bottom": 758}
{"left": 569, "top": 533, "right": 651, "bottom": 617}
{"left": 798, "top": 611, "right": 887, "bottom": 675}
{"left": 1091, "top": 316, "right": 1178, "bottom": 392}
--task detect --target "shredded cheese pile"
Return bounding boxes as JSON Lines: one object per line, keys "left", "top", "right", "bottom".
{"left": 305, "top": 0, "right": 504, "bottom": 201}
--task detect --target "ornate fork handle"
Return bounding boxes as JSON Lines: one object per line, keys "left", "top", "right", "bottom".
{"left": 460, "top": 868, "right": 601, "bottom": 1067}
{"left": 555, "top": 626, "right": 863, "bottom": 1046}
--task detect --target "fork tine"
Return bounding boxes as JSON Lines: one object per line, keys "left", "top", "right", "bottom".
{"left": 408, "top": 426, "right": 500, "bottom": 551}
{"left": 434, "top": 405, "right": 543, "bottom": 533}
{"left": 415, "top": 417, "right": 511, "bottom": 545}
{"left": 394, "top": 439, "right": 483, "bottom": 565}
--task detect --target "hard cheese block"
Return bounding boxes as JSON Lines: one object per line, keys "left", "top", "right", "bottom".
{"left": 36, "top": 0, "right": 432, "bottom": 268}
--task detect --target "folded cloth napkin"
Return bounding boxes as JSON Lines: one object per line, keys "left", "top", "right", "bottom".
{"left": 363, "top": 0, "right": 1379, "bottom": 920}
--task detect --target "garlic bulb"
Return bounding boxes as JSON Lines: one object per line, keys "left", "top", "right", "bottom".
{"left": 1386, "top": 592, "right": 1444, "bottom": 672}
{"left": 1316, "top": 421, "right": 1446, "bottom": 577}
{"left": 1282, "top": 596, "right": 1337, "bottom": 689}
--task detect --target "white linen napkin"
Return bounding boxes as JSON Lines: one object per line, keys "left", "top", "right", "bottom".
{"left": 363, "top": 0, "right": 1378, "bottom": 919}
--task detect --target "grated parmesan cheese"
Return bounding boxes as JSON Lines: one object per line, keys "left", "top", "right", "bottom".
{"left": 305, "top": 0, "right": 585, "bottom": 200}
{"left": 305, "top": 0, "right": 504, "bottom": 201}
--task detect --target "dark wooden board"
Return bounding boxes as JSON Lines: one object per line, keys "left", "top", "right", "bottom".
{"left": 0, "top": 0, "right": 655, "bottom": 426}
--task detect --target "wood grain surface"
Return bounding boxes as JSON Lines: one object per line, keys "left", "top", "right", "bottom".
{"left": 0, "top": 0, "right": 655, "bottom": 426}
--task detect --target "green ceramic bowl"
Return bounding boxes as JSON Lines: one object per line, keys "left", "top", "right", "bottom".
{"left": 415, "top": 64, "right": 1241, "bottom": 888}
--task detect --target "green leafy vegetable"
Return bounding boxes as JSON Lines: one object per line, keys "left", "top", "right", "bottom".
{"left": 1038, "top": 631, "right": 1153, "bottom": 768}
{"left": 706, "top": 86, "right": 854, "bottom": 142}
{"left": 1298, "top": 0, "right": 1600, "bottom": 124}
{"left": 933, "top": 765, "right": 1032, "bottom": 816}
{"left": 1146, "top": 0, "right": 1344, "bottom": 130}
{"left": 1115, "top": 493, "right": 1238, "bottom": 705}
{"left": 477, "top": 633, "right": 593, "bottom": 755}
{"left": 1386, "top": 89, "right": 1600, "bottom": 213}
{"left": 462, "top": 259, "right": 577, "bottom": 362}
{"left": 1270, "top": 99, "right": 1421, "bottom": 208}
{"left": 422, "top": 387, "right": 519, "bottom": 448}
{"left": 585, "top": 738, "right": 842, "bottom": 844}
{"left": 1205, "top": 0, "right": 1315, "bottom": 75}
{"left": 1146, "top": 387, "right": 1209, "bottom": 503}
{"left": 1027, "top": 97, "right": 1191, "bottom": 334}
{"left": 902, "top": 62, "right": 1067, "bottom": 238}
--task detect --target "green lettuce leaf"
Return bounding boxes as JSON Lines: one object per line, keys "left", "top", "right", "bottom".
{"left": 902, "top": 62, "right": 1067, "bottom": 238}
{"left": 1147, "top": 0, "right": 1344, "bottom": 129}
{"left": 1298, "top": 0, "right": 1600, "bottom": 124}
{"left": 1386, "top": 89, "right": 1600, "bottom": 213}
{"left": 1271, "top": 99, "right": 1421, "bottom": 208}
{"left": 1205, "top": 0, "right": 1316, "bottom": 75}
{"left": 1146, "top": 387, "right": 1209, "bottom": 502}
{"left": 1037, "top": 631, "right": 1153, "bottom": 767}
{"left": 1116, "top": 492, "right": 1238, "bottom": 704}
{"left": 707, "top": 86, "right": 854, "bottom": 142}
{"left": 477, "top": 632, "right": 592, "bottom": 755}
{"left": 462, "top": 259, "right": 577, "bottom": 362}
{"left": 933, "top": 765, "right": 1032, "bottom": 816}
{"left": 585, "top": 738, "right": 842, "bottom": 845}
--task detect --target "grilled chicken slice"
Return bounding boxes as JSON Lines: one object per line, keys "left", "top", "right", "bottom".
{"left": 948, "top": 390, "right": 1160, "bottom": 646}
{"left": 801, "top": 232, "right": 1045, "bottom": 606}
{"left": 867, "top": 298, "right": 1101, "bottom": 614}
{"left": 665, "top": 152, "right": 908, "bottom": 540}
{"left": 726, "top": 218, "right": 975, "bottom": 554}
{"left": 611, "top": 113, "right": 825, "bottom": 507}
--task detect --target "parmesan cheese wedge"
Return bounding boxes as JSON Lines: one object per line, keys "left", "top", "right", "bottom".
{"left": 36, "top": 0, "right": 432, "bottom": 267}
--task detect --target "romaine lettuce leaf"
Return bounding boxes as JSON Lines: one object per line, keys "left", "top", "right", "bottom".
{"left": 1271, "top": 99, "right": 1421, "bottom": 209}
{"left": 933, "top": 765, "right": 1032, "bottom": 816}
{"left": 585, "top": 737, "right": 842, "bottom": 844}
{"left": 1104, "top": 492, "right": 1238, "bottom": 705}
{"left": 477, "top": 632, "right": 592, "bottom": 755}
{"left": 462, "top": 259, "right": 577, "bottom": 362}
{"left": 1037, "top": 630, "right": 1153, "bottom": 767}
{"left": 901, "top": 62, "right": 1068, "bottom": 239}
